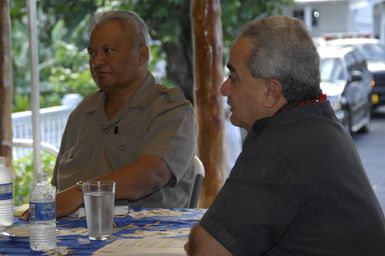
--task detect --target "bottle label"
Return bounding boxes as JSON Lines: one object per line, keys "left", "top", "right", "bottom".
{"left": 30, "top": 201, "right": 56, "bottom": 221}
{"left": 0, "top": 183, "right": 13, "bottom": 200}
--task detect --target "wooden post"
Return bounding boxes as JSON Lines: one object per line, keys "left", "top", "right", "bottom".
{"left": 191, "top": 0, "right": 225, "bottom": 208}
{"left": 0, "top": 0, "right": 13, "bottom": 167}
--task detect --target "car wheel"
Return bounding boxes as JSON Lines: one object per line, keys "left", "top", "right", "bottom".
{"left": 358, "top": 109, "right": 371, "bottom": 134}
{"left": 342, "top": 109, "right": 351, "bottom": 133}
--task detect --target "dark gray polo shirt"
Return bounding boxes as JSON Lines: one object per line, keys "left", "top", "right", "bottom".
{"left": 200, "top": 102, "right": 385, "bottom": 255}
{"left": 52, "top": 72, "right": 196, "bottom": 208}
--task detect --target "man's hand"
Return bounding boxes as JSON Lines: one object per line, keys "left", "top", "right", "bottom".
{"left": 19, "top": 208, "right": 30, "bottom": 221}
{"left": 55, "top": 186, "right": 83, "bottom": 218}
{"left": 185, "top": 224, "right": 232, "bottom": 256}
{"left": 19, "top": 185, "right": 83, "bottom": 221}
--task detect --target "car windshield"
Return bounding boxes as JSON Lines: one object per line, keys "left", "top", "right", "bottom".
{"left": 360, "top": 44, "right": 385, "bottom": 61}
{"left": 320, "top": 57, "right": 347, "bottom": 81}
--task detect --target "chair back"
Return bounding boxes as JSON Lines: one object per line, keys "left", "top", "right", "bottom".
{"left": 189, "top": 156, "right": 205, "bottom": 208}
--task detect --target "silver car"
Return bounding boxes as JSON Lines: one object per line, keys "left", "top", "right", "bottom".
{"left": 318, "top": 46, "right": 373, "bottom": 133}
{"left": 327, "top": 38, "right": 385, "bottom": 109}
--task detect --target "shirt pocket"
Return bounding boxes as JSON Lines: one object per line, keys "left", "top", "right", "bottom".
{"left": 57, "top": 141, "right": 105, "bottom": 191}
{"left": 59, "top": 142, "right": 99, "bottom": 173}
{"left": 107, "top": 133, "right": 143, "bottom": 170}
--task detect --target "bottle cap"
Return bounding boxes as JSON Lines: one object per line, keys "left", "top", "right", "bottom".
{"left": 35, "top": 172, "right": 48, "bottom": 183}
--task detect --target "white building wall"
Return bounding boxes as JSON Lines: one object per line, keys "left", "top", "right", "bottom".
{"left": 373, "top": 1, "right": 385, "bottom": 42}
{"left": 282, "top": 1, "right": 351, "bottom": 36}
{"left": 282, "top": 1, "right": 385, "bottom": 43}
{"left": 351, "top": 0, "right": 373, "bottom": 33}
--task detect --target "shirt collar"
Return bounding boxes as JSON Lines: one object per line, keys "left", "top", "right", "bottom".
{"left": 251, "top": 101, "right": 333, "bottom": 132}
{"left": 80, "top": 72, "right": 157, "bottom": 113}
{"left": 126, "top": 72, "right": 157, "bottom": 108}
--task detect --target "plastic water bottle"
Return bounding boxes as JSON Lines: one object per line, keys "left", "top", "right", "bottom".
{"left": 0, "top": 156, "right": 14, "bottom": 227}
{"left": 29, "top": 172, "right": 56, "bottom": 251}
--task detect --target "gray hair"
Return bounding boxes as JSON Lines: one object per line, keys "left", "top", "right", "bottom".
{"left": 89, "top": 10, "right": 150, "bottom": 46}
{"left": 240, "top": 16, "right": 320, "bottom": 103}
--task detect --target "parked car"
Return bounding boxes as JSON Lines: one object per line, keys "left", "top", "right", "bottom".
{"left": 318, "top": 46, "right": 372, "bottom": 133}
{"left": 326, "top": 38, "right": 385, "bottom": 109}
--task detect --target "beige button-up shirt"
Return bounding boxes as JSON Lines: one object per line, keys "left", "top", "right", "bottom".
{"left": 52, "top": 73, "right": 196, "bottom": 208}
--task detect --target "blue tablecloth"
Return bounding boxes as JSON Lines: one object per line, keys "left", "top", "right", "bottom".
{"left": 0, "top": 208, "right": 205, "bottom": 255}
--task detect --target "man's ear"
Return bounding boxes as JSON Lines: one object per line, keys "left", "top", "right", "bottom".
{"left": 139, "top": 44, "right": 149, "bottom": 66}
{"left": 263, "top": 79, "right": 284, "bottom": 108}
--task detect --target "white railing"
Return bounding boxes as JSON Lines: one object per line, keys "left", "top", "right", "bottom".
{"left": 12, "top": 138, "right": 59, "bottom": 156}
{"left": 12, "top": 105, "right": 71, "bottom": 159}
{"left": 12, "top": 94, "right": 82, "bottom": 159}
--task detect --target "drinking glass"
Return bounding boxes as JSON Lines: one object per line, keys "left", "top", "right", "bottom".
{"left": 81, "top": 181, "right": 115, "bottom": 240}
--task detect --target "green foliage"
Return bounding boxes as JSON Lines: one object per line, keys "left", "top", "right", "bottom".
{"left": 222, "top": 0, "right": 294, "bottom": 47}
{"left": 9, "top": 0, "right": 295, "bottom": 204}
{"left": 13, "top": 152, "right": 56, "bottom": 206}
{"left": 11, "top": 18, "right": 31, "bottom": 100}
{"left": 43, "top": 16, "right": 97, "bottom": 97}
{"left": 10, "top": 0, "right": 294, "bottom": 110}
{"left": 116, "top": 0, "right": 295, "bottom": 100}
{"left": 10, "top": 0, "right": 100, "bottom": 111}
{"left": 13, "top": 94, "right": 30, "bottom": 113}
{"left": 129, "top": 0, "right": 189, "bottom": 45}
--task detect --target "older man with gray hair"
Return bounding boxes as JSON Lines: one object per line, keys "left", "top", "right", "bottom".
{"left": 185, "top": 15, "right": 385, "bottom": 256}
{"left": 41, "top": 10, "right": 195, "bottom": 218}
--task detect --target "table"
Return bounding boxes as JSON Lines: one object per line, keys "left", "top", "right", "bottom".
{"left": 0, "top": 208, "right": 205, "bottom": 255}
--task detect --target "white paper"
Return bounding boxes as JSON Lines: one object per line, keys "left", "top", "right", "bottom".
{"left": 70, "top": 205, "right": 129, "bottom": 218}
{"left": 128, "top": 209, "right": 184, "bottom": 218}
{"left": 93, "top": 237, "right": 187, "bottom": 256}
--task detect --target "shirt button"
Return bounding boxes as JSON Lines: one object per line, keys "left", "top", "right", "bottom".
{"left": 104, "top": 128, "right": 110, "bottom": 133}
{"left": 119, "top": 145, "right": 125, "bottom": 151}
{"left": 159, "top": 84, "right": 166, "bottom": 92}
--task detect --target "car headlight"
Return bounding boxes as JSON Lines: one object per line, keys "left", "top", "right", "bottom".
{"left": 327, "top": 95, "right": 343, "bottom": 111}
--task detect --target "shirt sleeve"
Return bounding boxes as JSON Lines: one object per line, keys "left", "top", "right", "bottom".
{"left": 51, "top": 112, "right": 73, "bottom": 188}
{"left": 139, "top": 99, "right": 196, "bottom": 183}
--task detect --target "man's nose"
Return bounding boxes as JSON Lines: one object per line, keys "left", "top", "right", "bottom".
{"left": 220, "top": 80, "right": 231, "bottom": 96}
{"left": 90, "top": 53, "right": 104, "bottom": 67}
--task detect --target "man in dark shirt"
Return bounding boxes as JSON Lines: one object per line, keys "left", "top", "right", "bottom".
{"left": 185, "top": 15, "right": 385, "bottom": 256}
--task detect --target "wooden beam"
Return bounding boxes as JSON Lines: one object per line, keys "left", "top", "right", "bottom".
{"left": 0, "top": 0, "right": 13, "bottom": 167}
{"left": 191, "top": 0, "right": 225, "bottom": 208}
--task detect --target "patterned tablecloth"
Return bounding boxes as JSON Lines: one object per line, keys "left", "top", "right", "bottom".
{"left": 0, "top": 208, "right": 206, "bottom": 255}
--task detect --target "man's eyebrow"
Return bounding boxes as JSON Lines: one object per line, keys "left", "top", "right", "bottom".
{"left": 87, "top": 43, "right": 113, "bottom": 49}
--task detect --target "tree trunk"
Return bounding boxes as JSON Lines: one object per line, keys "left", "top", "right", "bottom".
{"left": 0, "top": 0, "right": 13, "bottom": 167}
{"left": 162, "top": 9, "right": 194, "bottom": 103}
{"left": 164, "top": 39, "right": 194, "bottom": 103}
{"left": 191, "top": 0, "right": 225, "bottom": 208}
